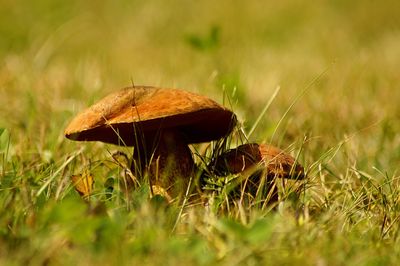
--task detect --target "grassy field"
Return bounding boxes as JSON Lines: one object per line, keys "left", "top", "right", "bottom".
{"left": 1, "top": 0, "right": 400, "bottom": 265}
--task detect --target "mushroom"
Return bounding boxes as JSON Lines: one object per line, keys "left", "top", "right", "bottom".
{"left": 65, "top": 86, "right": 236, "bottom": 199}
{"left": 208, "top": 143, "right": 304, "bottom": 202}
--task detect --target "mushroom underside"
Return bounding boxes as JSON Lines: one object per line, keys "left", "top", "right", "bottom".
{"left": 65, "top": 108, "right": 235, "bottom": 146}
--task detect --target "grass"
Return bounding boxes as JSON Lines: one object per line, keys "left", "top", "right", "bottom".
{"left": 1, "top": 0, "right": 400, "bottom": 265}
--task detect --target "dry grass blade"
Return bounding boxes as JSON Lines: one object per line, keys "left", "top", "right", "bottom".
{"left": 247, "top": 86, "right": 280, "bottom": 139}
{"left": 36, "top": 148, "right": 84, "bottom": 197}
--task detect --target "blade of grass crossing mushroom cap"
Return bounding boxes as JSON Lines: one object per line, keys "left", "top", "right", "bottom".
{"left": 105, "top": 116, "right": 128, "bottom": 147}
{"left": 130, "top": 85, "right": 146, "bottom": 171}
{"left": 109, "top": 85, "right": 141, "bottom": 148}
{"left": 128, "top": 85, "right": 165, "bottom": 177}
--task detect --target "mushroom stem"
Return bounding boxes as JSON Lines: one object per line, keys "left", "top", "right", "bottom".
{"left": 131, "top": 129, "right": 194, "bottom": 199}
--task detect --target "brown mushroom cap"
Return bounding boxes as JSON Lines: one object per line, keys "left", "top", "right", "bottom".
{"left": 210, "top": 143, "right": 305, "bottom": 179}
{"left": 207, "top": 143, "right": 305, "bottom": 205}
{"left": 65, "top": 86, "right": 237, "bottom": 145}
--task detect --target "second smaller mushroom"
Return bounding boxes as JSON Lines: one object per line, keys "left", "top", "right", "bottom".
{"left": 207, "top": 143, "right": 305, "bottom": 203}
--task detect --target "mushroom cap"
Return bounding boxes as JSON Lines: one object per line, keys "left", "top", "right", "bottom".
{"left": 210, "top": 143, "right": 305, "bottom": 179}
{"left": 65, "top": 86, "right": 237, "bottom": 145}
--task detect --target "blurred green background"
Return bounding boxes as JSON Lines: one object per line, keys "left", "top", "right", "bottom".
{"left": 2, "top": 0, "right": 400, "bottom": 131}
{"left": 2, "top": 0, "right": 400, "bottom": 168}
